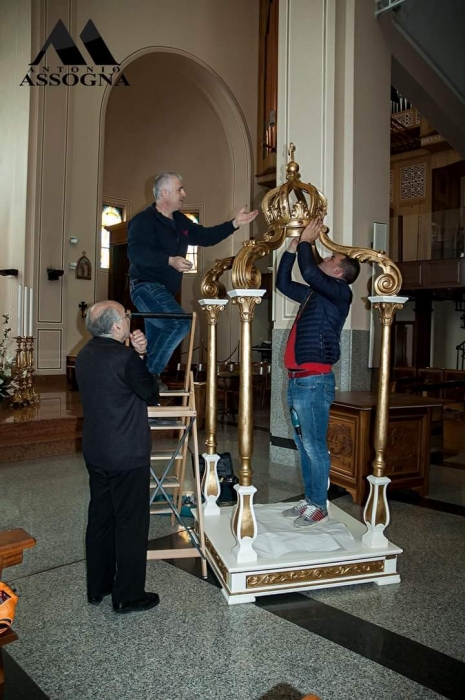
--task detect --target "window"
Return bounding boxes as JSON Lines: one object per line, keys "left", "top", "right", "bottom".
{"left": 101, "top": 204, "right": 124, "bottom": 270}
{"left": 183, "top": 211, "right": 200, "bottom": 273}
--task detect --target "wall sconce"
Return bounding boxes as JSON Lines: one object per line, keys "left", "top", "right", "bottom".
{"left": 69, "top": 237, "right": 78, "bottom": 245}
{"left": 47, "top": 268, "right": 64, "bottom": 281}
{"left": 69, "top": 262, "right": 77, "bottom": 270}
{"left": 79, "top": 301, "right": 88, "bottom": 318}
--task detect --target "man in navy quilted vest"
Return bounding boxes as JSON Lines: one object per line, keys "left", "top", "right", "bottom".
{"left": 276, "top": 219, "right": 360, "bottom": 527}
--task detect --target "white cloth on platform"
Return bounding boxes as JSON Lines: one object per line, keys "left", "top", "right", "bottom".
{"left": 252, "top": 502, "right": 357, "bottom": 559}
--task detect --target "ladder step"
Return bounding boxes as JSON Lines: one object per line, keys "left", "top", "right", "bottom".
{"left": 149, "top": 503, "right": 173, "bottom": 515}
{"left": 158, "top": 389, "right": 189, "bottom": 397}
{"left": 149, "top": 477, "right": 180, "bottom": 489}
{"left": 148, "top": 406, "right": 196, "bottom": 417}
{"left": 150, "top": 451, "right": 183, "bottom": 461}
{"left": 147, "top": 548, "right": 202, "bottom": 560}
{"left": 149, "top": 418, "right": 186, "bottom": 429}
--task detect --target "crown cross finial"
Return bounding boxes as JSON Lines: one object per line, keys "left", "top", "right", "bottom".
{"left": 261, "top": 141, "right": 327, "bottom": 238}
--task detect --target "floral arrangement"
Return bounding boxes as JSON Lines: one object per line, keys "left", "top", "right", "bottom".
{"left": 0, "top": 315, "right": 16, "bottom": 399}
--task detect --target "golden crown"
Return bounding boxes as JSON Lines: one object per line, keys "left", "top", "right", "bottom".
{"left": 261, "top": 143, "right": 327, "bottom": 238}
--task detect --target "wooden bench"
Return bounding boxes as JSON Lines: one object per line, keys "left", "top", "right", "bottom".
{"left": 0, "top": 528, "right": 36, "bottom": 697}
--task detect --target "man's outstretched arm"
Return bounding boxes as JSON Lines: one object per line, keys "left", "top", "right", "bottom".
{"left": 276, "top": 237, "right": 309, "bottom": 304}
{"left": 185, "top": 207, "right": 259, "bottom": 247}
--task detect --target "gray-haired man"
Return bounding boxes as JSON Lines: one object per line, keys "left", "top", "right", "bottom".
{"left": 128, "top": 172, "right": 258, "bottom": 385}
{"left": 76, "top": 300, "right": 159, "bottom": 614}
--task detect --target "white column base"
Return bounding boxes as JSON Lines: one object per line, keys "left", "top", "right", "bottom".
{"left": 362, "top": 523, "right": 389, "bottom": 548}
{"left": 232, "top": 537, "right": 257, "bottom": 563}
{"left": 202, "top": 452, "right": 221, "bottom": 516}
{"left": 362, "top": 475, "right": 391, "bottom": 548}
{"left": 232, "top": 484, "right": 258, "bottom": 563}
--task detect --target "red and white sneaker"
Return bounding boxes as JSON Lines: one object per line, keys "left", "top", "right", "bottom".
{"left": 282, "top": 499, "right": 310, "bottom": 518}
{"left": 293, "top": 504, "right": 329, "bottom": 528}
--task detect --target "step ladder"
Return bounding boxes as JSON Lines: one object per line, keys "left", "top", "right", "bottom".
{"left": 149, "top": 311, "right": 197, "bottom": 520}
{"left": 129, "top": 310, "right": 197, "bottom": 518}
{"left": 147, "top": 371, "right": 207, "bottom": 577}
{"left": 130, "top": 311, "right": 207, "bottom": 577}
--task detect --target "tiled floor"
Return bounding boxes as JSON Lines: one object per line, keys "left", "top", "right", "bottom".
{"left": 1, "top": 420, "right": 465, "bottom": 700}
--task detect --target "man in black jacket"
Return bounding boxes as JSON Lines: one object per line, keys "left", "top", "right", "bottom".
{"left": 276, "top": 219, "right": 360, "bottom": 528}
{"left": 75, "top": 300, "right": 160, "bottom": 614}
{"left": 128, "top": 172, "right": 258, "bottom": 384}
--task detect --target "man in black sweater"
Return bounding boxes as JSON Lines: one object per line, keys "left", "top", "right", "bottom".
{"left": 276, "top": 219, "right": 360, "bottom": 528}
{"left": 128, "top": 172, "right": 258, "bottom": 385}
{"left": 75, "top": 300, "right": 160, "bottom": 614}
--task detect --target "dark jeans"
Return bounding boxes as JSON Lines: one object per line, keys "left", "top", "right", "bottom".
{"left": 85, "top": 463, "right": 150, "bottom": 604}
{"left": 130, "top": 280, "right": 191, "bottom": 375}
{"left": 287, "top": 372, "right": 336, "bottom": 508}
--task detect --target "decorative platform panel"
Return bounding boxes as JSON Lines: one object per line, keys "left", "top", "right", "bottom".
{"left": 200, "top": 503, "right": 402, "bottom": 605}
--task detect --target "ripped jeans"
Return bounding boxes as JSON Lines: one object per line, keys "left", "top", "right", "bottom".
{"left": 287, "top": 372, "right": 335, "bottom": 508}
{"left": 130, "top": 281, "right": 191, "bottom": 375}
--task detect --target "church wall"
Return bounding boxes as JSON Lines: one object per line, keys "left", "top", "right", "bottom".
{"left": 0, "top": 0, "right": 31, "bottom": 331}
{"left": 24, "top": 0, "right": 259, "bottom": 371}
{"left": 350, "top": 0, "right": 391, "bottom": 332}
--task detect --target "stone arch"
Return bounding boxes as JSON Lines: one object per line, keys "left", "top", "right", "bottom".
{"left": 96, "top": 46, "right": 254, "bottom": 363}
{"left": 97, "top": 46, "right": 254, "bottom": 227}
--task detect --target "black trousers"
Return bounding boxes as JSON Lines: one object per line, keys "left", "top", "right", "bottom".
{"left": 85, "top": 463, "right": 150, "bottom": 604}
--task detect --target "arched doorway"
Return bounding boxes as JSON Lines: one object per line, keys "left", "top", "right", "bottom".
{"left": 96, "top": 48, "right": 255, "bottom": 367}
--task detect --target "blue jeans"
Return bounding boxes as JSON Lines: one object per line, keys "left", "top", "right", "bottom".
{"left": 287, "top": 372, "right": 335, "bottom": 508}
{"left": 130, "top": 281, "right": 191, "bottom": 375}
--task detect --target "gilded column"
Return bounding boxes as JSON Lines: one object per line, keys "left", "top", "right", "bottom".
{"left": 227, "top": 289, "right": 265, "bottom": 562}
{"left": 362, "top": 295, "right": 408, "bottom": 547}
{"left": 198, "top": 299, "right": 228, "bottom": 516}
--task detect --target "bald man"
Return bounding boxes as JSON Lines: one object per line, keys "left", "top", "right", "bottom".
{"left": 75, "top": 301, "right": 160, "bottom": 614}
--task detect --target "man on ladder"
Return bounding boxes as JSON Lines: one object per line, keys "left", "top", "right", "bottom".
{"left": 128, "top": 171, "right": 258, "bottom": 389}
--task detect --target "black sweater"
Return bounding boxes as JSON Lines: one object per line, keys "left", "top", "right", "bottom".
{"left": 128, "top": 205, "right": 236, "bottom": 295}
{"left": 276, "top": 242, "right": 352, "bottom": 365}
{"left": 75, "top": 337, "right": 159, "bottom": 470}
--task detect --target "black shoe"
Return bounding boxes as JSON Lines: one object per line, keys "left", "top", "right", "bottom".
{"left": 113, "top": 592, "right": 160, "bottom": 614}
{"left": 87, "top": 590, "right": 112, "bottom": 606}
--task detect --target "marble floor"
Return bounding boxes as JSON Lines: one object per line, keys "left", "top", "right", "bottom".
{"left": 1, "top": 422, "right": 465, "bottom": 700}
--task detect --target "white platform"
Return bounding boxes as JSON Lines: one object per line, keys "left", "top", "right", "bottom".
{"left": 196, "top": 502, "right": 402, "bottom": 605}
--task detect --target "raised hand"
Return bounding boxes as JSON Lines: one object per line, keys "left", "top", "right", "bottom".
{"left": 130, "top": 329, "right": 147, "bottom": 355}
{"left": 287, "top": 237, "right": 300, "bottom": 253}
{"left": 300, "top": 218, "right": 323, "bottom": 243}
{"left": 233, "top": 206, "right": 259, "bottom": 228}
{"left": 169, "top": 256, "right": 193, "bottom": 272}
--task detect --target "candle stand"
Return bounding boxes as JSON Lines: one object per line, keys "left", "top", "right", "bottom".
{"left": 10, "top": 336, "right": 39, "bottom": 408}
